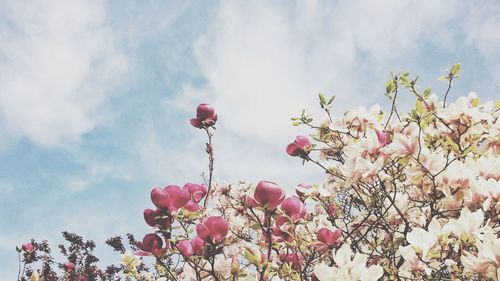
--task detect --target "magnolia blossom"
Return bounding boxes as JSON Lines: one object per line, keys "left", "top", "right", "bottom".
{"left": 461, "top": 227, "right": 500, "bottom": 279}
{"left": 151, "top": 185, "right": 190, "bottom": 212}
{"left": 22, "top": 243, "right": 35, "bottom": 254}
{"left": 280, "top": 196, "right": 307, "bottom": 222}
{"left": 196, "top": 216, "right": 229, "bottom": 243}
{"left": 246, "top": 181, "right": 285, "bottom": 211}
{"left": 286, "top": 135, "right": 312, "bottom": 158}
{"left": 190, "top": 103, "right": 218, "bottom": 129}
{"left": 443, "top": 207, "right": 484, "bottom": 237}
{"left": 137, "top": 233, "right": 168, "bottom": 257}
{"left": 121, "top": 252, "right": 142, "bottom": 273}
{"left": 314, "top": 243, "right": 384, "bottom": 281}
{"left": 317, "top": 227, "right": 341, "bottom": 247}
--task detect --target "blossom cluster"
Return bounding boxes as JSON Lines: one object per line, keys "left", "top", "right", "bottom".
{"left": 17, "top": 66, "right": 500, "bottom": 281}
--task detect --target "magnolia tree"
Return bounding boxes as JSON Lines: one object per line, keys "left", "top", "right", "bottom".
{"left": 18, "top": 65, "right": 500, "bottom": 281}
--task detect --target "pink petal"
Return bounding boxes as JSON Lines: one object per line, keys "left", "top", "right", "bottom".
{"left": 295, "top": 135, "right": 311, "bottom": 148}
{"left": 177, "top": 240, "right": 193, "bottom": 257}
{"left": 286, "top": 143, "right": 301, "bottom": 156}
{"left": 150, "top": 187, "right": 172, "bottom": 210}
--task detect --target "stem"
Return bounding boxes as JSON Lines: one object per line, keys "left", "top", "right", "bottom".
{"left": 443, "top": 76, "right": 453, "bottom": 108}
{"left": 385, "top": 80, "right": 401, "bottom": 129}
{"left": 17, "top": 252, "right": 21, "bottom": 281}
{"left": 202, "top": 128, "right": 214, "bottom": 209}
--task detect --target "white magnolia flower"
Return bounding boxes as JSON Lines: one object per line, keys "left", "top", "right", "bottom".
{"left": 443, "top": 207, "right": 484, "bottom": 237}
{"left": 314, "top": 243, "right": 384, "bottom": 281}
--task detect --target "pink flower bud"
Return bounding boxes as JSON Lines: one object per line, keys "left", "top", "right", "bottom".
{"left": 252, "top": 181, "right": 285, "bottom": 211}
{"left": 22, "top": 243, "right": 35, "bottom": 254}
{"left": 191, "top": 236, "right": 205, "bottom": 255}
{"left": 196, "top": 216, "right": 229, "bottom": 244}
{"left": 184, "top": 183, "right": 208, "bottom": 203}
{"left": 177, "top": 240, "right": 193, "bottom": 257}
{"left": 286, "top": 135, "right": 312, "bottom": 158}
{"left": 376, "top": 130, "right": 387, "bottom": 147}
{"left": 63, "top": 261, "right": 75, "bottom": 271}
{"left": 150, "top": 185, "right": 190, "bottom": 212}
{"left": 317, "top": 228, "right": 341, "bottom": 246}
{"left": 278, "top": 253, "right": 302, "bottom": 271}
{"left": 190, "top": 103, "right": 218, "bottom": 129}
{"left": 280, "top": 197, "right": 306, "bottom": 222}
{"left": 137, "top": 234, "right": 167, "bottom": 257}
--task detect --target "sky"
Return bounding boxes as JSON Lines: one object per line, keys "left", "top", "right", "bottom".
{"left": 0, "top": 0, "right": 499, "bottom": 278}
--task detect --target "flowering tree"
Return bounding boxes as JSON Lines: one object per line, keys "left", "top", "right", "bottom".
{"left": 18, "top": 65, "right": 500, "bottom": 281}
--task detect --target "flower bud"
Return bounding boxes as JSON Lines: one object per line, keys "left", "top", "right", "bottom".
{"left": 252, "top": 181, "right": 285, "bottom": 211}
{"left": 280, "top": 197, "right": 306, "bottom": 222}
{"left": 317, "top": 228, "right": 341, "bottom": 246}
{"left": 190, "top": 103, "right": 218, "bottom": 129}
{"left": 22, "top": 243, "right": 35, "bottom": 254}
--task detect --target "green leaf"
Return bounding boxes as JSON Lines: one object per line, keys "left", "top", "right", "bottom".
{"left": 423, "top": 88, "right": 431, "bottom": 98}
{"left": 328, "top": 95, "right": 336, "bottom": 105}
{"left": 450, "top": 63, "right": 461, "bottom": 76}
{"left": 319, "top": 93, "right": 327, "bottom": 105}
{"left": 292, "top": 121, "right": 302, "bottom": 126}
{"left": 385, "top": 80, "right": 395, "bottom": 94}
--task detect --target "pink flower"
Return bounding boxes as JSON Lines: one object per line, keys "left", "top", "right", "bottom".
{"left": 143, "top": 209, "right": 173, "bottom": 228}
{"left": 196, "top": 216, "right": 229, "bottom": 244}
{"left": 247, "top": 181, "right": 285, "bottom": 211}
{"left": 184, "top": 183, "right": 208, "bottom": 203}
{"left": 22, "top": 243, "right": 35, "bottom": 254}
{"left": 279, "top": 253, "right": 302, "bottom": 271}
{"left": 137, "top": 234, "right": 168, "bottom": 257}
{"left": 376, "top": 130, "right": 387, "bottom": 147}
{"left": 191, "top": 236, "right": 205, "bottom": 255}
{"left": 317, "top": 227, "right": 341, "bottom": 246}
{"left": 190, "top": 103, "right": 218, "bottom": 129}
{"left": 280, "top": 197, "right": 307, "bottom": 222}
{"left": 286, "top": 135, "right": 312, "bottom": 158}
{"left": 63, "top": 261, "right": 75, "bottom": 272}
{"left": 177, "top": 240, "right": 194, "bottom": 257}
{"left": 150, "top": 185, "right": 190, "bottom": 212}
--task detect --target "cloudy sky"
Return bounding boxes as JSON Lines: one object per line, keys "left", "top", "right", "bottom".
{"left": 1, "top": 0, "right": 499, "bottom": 278}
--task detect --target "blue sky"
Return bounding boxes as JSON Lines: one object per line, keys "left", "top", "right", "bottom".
{"left": 0, "top": 0, "right": 499, "bottom": 278}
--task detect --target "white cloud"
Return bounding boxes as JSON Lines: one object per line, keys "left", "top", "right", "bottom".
{"left": 165, "top": 1, "right": 473, "bottom": 188}
{"left": 0, "top": 0, "right": 127, "bottom": 147}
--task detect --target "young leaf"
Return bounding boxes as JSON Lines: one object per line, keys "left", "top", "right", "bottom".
{"left": 450, "top": 63, "right": 461, "bottom": 76}
{"left": 319, "top": 93, "right": 327, "bottom": 105}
